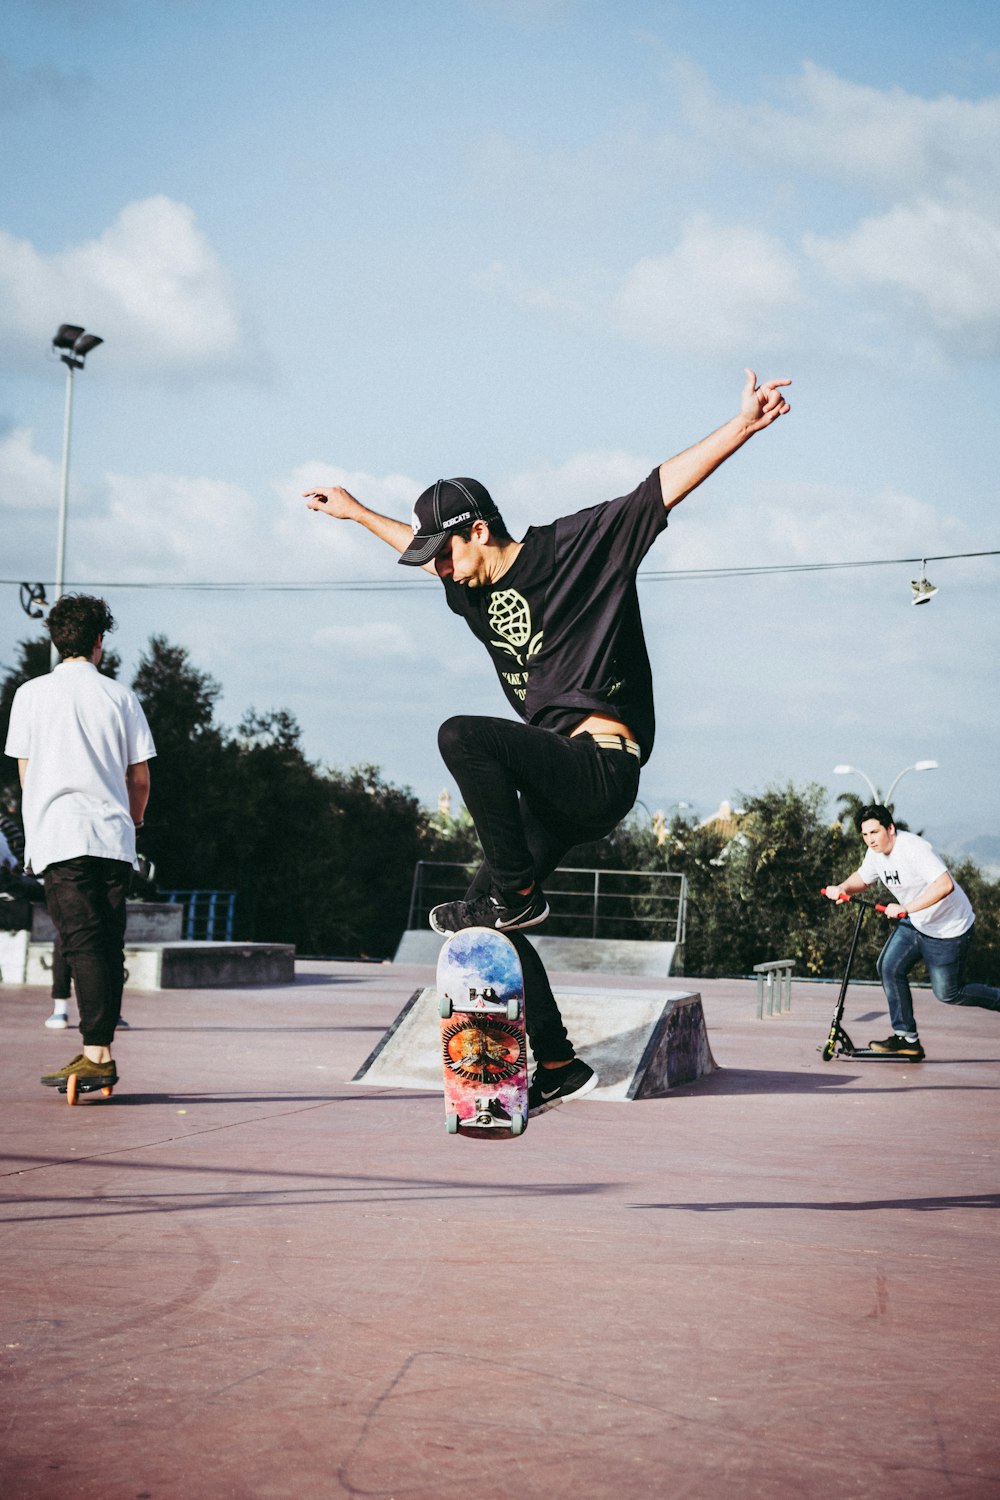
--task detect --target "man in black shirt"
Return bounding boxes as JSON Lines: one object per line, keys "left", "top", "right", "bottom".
{"left": 306, "top": 368, "right": 790, "bottom": 1111}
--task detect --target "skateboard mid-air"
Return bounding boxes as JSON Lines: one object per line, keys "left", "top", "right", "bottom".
{"left": 437, "top": 927, "right": 529, "bottom": 1138}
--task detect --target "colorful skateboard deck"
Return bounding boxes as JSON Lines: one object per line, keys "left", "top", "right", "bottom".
{"left": 437, "top": 927, "right": 528, "bottom": 1139}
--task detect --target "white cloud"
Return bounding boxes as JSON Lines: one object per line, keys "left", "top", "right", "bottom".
{"left": 666, "top": 58, "right": 1000, "bottom": 359}
{"left": 804, "top": 200, "right": 1000, "bottom": 354}
{"left": 660, "top": 479, "right": 974, "bottom": 576}
{"left": 675, "top": 58, "right": 1000, "bottom": 209}
{"left": 0, "top": 427, "right": 60, "bottom": 510}
{"left": 0, "top": 439, "right": 429, "bottom": 593}
{"left": 0, "top": 196, "right": 248, "bottom": 373}
{"left": 612, "top": 217, "right": 804, "bottom": 355}
{"left": 502, "top": 450, "right": 653, "bottom": 528}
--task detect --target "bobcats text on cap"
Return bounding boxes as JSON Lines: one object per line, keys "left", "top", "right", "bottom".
{"left": 398, "top": 477, "right": 498, "bottom": 567}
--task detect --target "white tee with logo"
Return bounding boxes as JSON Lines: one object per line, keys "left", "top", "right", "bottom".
{"left": 5, "top": 661, "right": 156, "bottom": 875}
{"left": 859, "top": 829, "right": 973, "bottom": 939}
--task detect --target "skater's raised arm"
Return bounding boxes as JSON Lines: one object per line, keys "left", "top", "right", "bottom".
{"left": 305, "top": 485, "right": 437, "bottom": 574}
{"left": 658, "top": 369, "right": 791, "bottom": 514}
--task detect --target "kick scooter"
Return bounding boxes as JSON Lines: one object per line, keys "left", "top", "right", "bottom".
{"left": 818, "top": 889, "right": 916, "bottom": 1062}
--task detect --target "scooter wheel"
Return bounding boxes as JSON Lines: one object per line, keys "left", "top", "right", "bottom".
{"left": 821, "top": 1042, "right": 834, "bottom": 1061}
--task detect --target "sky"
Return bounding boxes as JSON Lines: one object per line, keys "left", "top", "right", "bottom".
{"left": 2, "top": 0, "right": 999, "bottom": 861}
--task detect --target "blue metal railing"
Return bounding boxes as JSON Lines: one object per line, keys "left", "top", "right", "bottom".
{"left": 162, "top": 889, "right": 236, "bottom": 942}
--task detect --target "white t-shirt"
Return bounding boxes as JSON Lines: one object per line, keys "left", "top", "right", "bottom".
{"left": 4, "top": 661, "right": 156, "bottom": 875}
{"left": 859, "top": 829, "right": 974, "bottom": 939}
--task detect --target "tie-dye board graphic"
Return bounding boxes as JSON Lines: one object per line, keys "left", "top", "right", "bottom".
{"left": 436, "top": 926, "right": 528, "bottom": 1139}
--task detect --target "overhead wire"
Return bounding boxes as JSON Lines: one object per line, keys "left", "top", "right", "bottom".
{"left": 3, "top": 547, "right": 998, "bottom": 594}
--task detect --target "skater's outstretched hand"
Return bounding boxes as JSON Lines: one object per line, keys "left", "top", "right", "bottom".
{"left": 740, "top": 369, "right": 791, "bottom": 432}
{"left": 305, "top": 485, "right": 362, "bottom": 519}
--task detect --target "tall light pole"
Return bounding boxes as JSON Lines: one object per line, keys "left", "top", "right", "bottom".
{"left": 51, "top": 323, "right": 103, "bottom": 667}
{"left": 833, "top": 761, "right": 938, "bottom": 805}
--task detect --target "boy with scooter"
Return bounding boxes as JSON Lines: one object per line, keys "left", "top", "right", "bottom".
{"left": 823, "top": 804, "right": 1000, "bottom": 1059}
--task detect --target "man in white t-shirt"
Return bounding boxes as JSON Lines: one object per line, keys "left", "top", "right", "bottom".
{"left": 5, "top": 595, "right": 156, "bottom": 1093}
{"left": 824, "top": 804, "right": 1000, "bottom": 1059}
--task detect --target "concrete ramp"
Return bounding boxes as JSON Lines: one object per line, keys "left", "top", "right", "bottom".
{"left": 353, "top": 984, "right": 716, "bottom": 1101}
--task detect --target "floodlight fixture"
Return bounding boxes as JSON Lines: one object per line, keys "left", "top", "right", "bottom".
{"left": 52, "top": 324, "right": 104, "bottom": 371}
{"left": 53, "top": 324, "right": 85, "bottom": 350}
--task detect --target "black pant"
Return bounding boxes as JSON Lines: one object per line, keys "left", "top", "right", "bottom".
{"left": 437, "top": 716, "right": 641, "bottom": 1062}
{"left": 43, "top": 857, "right": 131, "bottom": 1047}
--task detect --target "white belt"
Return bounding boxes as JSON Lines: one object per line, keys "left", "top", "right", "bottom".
{"left": 590, "top": 733, "right": 640, "bottom": 759}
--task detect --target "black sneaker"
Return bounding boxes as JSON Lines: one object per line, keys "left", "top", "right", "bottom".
{"left": 868, "top": 1034, "right": 925, "bottom": 1060}
{"left": 527, "top": 1057, "right": 598, "bottom": 1114}
{"left": 430, "top": 884, "right": 549, "bottom": 935}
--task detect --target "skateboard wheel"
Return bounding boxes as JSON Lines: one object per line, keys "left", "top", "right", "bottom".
{"left": 511, "top": 1112, "right": 525, "bottom": 1136}
{"left": 439, "top": 997, "right": 453, "bottom": 1019}
{"left": 101, "top": 1086, "right": 113, "bottom": 1098}
{"left": 445, "top": 1112, "right": 460, "bottom": 1134}
{"left": 506, "top": 998, "right": 520, "bottom": 1021}
{"left": 65, "top": 1073, "right": 78, "bottom": 1106}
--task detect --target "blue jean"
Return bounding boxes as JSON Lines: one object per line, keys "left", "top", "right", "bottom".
{"left": 877, "top": 919, "right": 1000, "bottom": 1035}
{"left": 437, "top": 716, "right": 641, "bottom": 1062}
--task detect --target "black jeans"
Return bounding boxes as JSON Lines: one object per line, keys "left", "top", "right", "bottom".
{"left": 437, "top": 715, "right": 641, "bottom": 1062}
{"left": 43, "top": 857, "right": 131, "bottom": 1047}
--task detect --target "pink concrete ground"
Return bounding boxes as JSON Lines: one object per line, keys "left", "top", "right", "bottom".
{"left": 1, "top": 961, "right": 998, "bottom": 1499}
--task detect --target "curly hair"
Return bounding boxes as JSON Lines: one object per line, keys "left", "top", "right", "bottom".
{"left": 47, "top": 594, "right": 116, "bottom": 660}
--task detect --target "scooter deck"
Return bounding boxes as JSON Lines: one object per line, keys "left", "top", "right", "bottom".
{"left": 821, "top": 1027, "right": 923, "bottom": 1062}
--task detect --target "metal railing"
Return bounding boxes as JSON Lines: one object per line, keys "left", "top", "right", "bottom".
{"left": 162, "top": 889, "right": 236, "bottom": 942}
{"left": 753, "top": 958, "right": 793, "bottom": 1017}
{"left": 407, "top": 861, "right": 686, "bottom": 946}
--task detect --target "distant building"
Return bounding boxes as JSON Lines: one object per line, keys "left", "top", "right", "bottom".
{"left": 698, "top": 799, "right": 744, "bottom": 840}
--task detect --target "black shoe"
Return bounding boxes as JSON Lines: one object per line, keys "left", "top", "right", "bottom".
{"left": 528, "top": 1057, "right": 598, "bottom": 1114}
{"left": 430, "top": 884, "right": 550, "bottom": 935}
{"left": 868, "top": 1034, "right": 925, "bottom": 1060}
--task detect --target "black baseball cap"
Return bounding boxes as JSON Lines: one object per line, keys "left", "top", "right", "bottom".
{"left": 397, "top": 477, "right": 498, "bottom": 567}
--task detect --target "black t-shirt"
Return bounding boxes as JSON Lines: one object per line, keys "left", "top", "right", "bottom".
{"left": 442, "top": 468, "right": 667, "bottom": 764}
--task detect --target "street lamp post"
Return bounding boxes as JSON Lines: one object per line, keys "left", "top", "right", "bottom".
{"left": 833, "top": 761, "right": 938, "bottom": 806}
{"left": 884, "top": 760, "right": 939, "bottom": 806}
{"left": 50, "top": 324, "right": 103, "bottom": 667}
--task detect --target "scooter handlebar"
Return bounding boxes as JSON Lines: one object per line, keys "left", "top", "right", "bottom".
{"left": 820, "top": 887, "right": 906, "bottom": 918}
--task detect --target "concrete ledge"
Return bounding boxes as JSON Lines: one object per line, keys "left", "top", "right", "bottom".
{"left": 31, "top": 902, "right": 185, "bottom": 943}
{"left": 393, "top": 929, "right": 678, "bottom": 977}
{"left": 353, "top": 984, "right": 715, "bottom": 1101}
{"left": 26, "top": 940, "right": 295, "bottom": 990}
